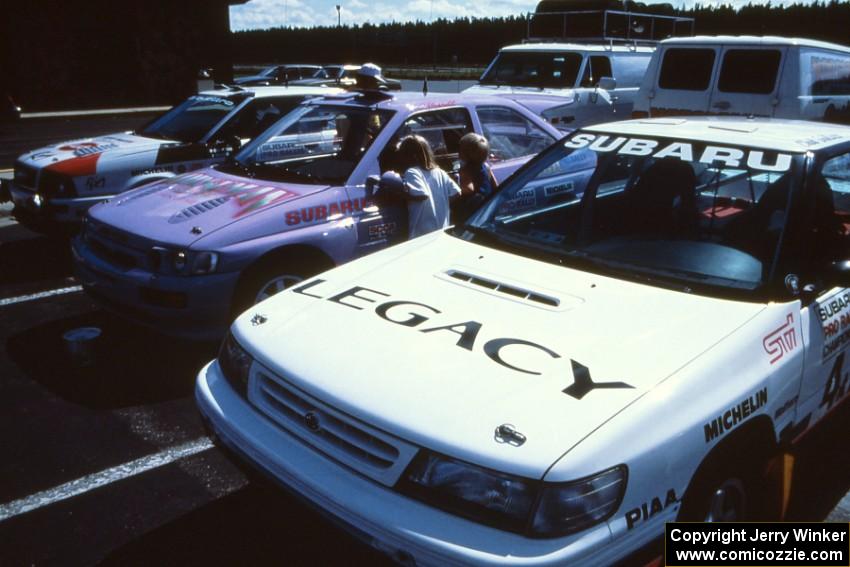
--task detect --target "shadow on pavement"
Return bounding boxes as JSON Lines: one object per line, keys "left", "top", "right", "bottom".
{"left": 6, "top": 309, "right": 217, "bottom": 409}
{"left": 101, "top": 481, "right": 395, "bottom": 567}
{"left": 0, "top": 226, "right": 74, "bottom": 285}
{"left": 785, "top": 400, "right": 850, "bottom": 521}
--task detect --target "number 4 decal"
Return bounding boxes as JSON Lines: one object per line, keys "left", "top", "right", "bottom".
{"left": 821, "top": 352, "right": 848, "bottom": 410}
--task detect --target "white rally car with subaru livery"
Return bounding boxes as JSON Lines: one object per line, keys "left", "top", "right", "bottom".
{"left": 197, "top": 116, "right": 850, "bottom": 566}
{"left": 9, "top": 85, "right": 335, "bottom": 232}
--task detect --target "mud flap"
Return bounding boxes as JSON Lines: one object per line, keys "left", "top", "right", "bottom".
{"left": 763, "top": 451, "right": 795, "bottom": 519}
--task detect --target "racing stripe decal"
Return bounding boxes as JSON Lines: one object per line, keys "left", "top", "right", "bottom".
{"left": 45, "top": 153, "right": 101, "bottom": 177}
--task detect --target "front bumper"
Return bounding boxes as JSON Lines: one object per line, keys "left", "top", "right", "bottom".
{"left": 72, "top": 237, "right": 240, "bottom": 341}
{"left": 9, "top": 182, "right": 108, "bottom": 230}
{"left": 195, "top": 361, "right": 656, "bottom": 567}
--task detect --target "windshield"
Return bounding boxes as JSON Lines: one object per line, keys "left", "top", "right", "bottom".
{"left": 259, "top": 66, "right": 278, "bottom": 77}
{"left": 463, "top": 131, "right": 805, "bottom": 297}
{"left": 139, "top": 94, "right": 246, "bottom": 143}
{"left": 480, "top": 51, "right": 583, "bottom": 88}
{"left": 233, "top": 104, "right": 395, "bottom": 185}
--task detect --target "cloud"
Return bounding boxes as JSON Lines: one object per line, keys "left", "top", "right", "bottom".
{"left": 230, "top": 0, "right": 809, "bottom": 30}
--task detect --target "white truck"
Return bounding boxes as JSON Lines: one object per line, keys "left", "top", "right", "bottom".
{"left": 465, "top": 8, "right": 693, "bottom": 129}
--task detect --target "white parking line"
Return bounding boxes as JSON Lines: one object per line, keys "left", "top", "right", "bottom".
{"left": 0, "top": 437, "right": 214, "bottom": 522}
{"left": 0, "top": 285, "right": 84, "bottom": 307}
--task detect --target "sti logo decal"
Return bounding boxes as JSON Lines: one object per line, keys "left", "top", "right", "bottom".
{"left": 291, "top": 279, "right": 634, "bottom": 400}
{"left": 763, "top": 314, "right": 798, "bottom": 364}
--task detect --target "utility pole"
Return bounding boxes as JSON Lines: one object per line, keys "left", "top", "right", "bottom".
{"left": 336, "top": 5, "right": 341, "bottom": 27}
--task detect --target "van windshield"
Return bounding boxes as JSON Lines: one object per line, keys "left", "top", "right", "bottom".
{"left": 480, "top": 51, "right": 583, "bottom": 88}
{"left": 460, "top": 131, "right": 806, "bottom": 298}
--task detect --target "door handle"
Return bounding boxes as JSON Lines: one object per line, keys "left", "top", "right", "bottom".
{"left": 713, "top": 101, "right": 731, "bottom": 110}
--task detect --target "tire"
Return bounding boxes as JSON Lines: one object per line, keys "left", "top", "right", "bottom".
{"left": 231, "top": 250, "right": 331, "bottom": 318}
{"left": 678, "top": 446, "right": 773, "bottom": 522}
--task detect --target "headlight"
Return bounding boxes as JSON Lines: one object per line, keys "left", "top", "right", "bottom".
{"left": 399, "top": 451, "right": 536, "bottom": 533}
{"left": 399, "top": 450, "right": 627, "bottom": 538}
{"left": 218, "top": 332, "right": 253, "bottom": 396}
{"left": 167, "top": 250, "right": 218, "bottom": 275}
{"left": 531, "top": 465, "right": 627, "bottom": 537}
{"left": 190, "top": 251, "right": 218, "bottom": 274}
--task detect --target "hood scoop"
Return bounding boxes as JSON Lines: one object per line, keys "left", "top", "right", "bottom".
{"left": 445, "top": 269, "right": 560, "bottom": 307}
{"left": 168, "top": 196, "right": 231, "bottom": 224}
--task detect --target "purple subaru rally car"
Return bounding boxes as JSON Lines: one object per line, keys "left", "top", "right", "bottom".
{"left": 71, "top": 91, "right": 560, "bottom": 340}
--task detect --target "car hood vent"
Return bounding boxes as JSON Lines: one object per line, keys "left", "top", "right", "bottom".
{"left": 445, "top": 269, "right": 560, "bottom": 307}
{"left": 168, "top": 196, "right": 231, "bottom": 224}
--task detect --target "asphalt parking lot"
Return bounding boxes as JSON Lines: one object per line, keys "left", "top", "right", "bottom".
{"left": 0, "top": 216, "right": 397, "bottom": 566}
{"left": 0, "top": 120, "right": 848, "bottom": 567}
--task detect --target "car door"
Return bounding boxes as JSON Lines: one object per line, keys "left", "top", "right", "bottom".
{"left": 794, "top": 151, "right": 850, "bottom": 429}
{"left": 708, "top": 47, "right": 787, "bottom": 117}
{"left": 352, "top": 107, "right": 476, "bottom": 253}
{"left": 650, "top": 46, "right": 719, "bottom": 116}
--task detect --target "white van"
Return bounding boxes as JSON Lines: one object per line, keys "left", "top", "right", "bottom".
{"left": 464, "top": 9, "right": 693, "bottom": 129}
{"left": 633, "top": 36, "right": 850, "bottom": 122}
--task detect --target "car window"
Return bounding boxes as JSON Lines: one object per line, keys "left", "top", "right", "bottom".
{"left": 480, "top": 51, "right": 584, "bottom": 88}
{"left": 718, "top": 50, "right": 782, "bottom": 94}
{"left": 382, "top": 107, "right": 474, "bottom": 172}
{"left": 476, "top": 106, "right": 555, "bottom": 162}
{"left": 466, "top": 132, "right": 804, "bottom": 297}
{"left": 820, "top": 152, "right": 850, "bottom": 231}
{"left": 215, "top": 96, "right": 307, "bottom": 141}
{"left": 580, "top": 56, "right": 613, "bottom": 88}
{"left": 659, "top": 48, "right": 716, "bottom": 91}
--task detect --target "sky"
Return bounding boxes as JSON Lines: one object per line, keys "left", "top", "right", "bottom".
{"left": 229, "top": 0, "right": 803, "bottom": 31}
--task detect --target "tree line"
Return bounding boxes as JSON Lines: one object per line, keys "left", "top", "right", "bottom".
{"left": 231, "top": 1, "right": 850, "bottom": 67}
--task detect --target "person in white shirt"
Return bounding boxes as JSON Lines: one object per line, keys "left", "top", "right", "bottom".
{"left": 393, "top": 135, "right": 461, "bottom": 239}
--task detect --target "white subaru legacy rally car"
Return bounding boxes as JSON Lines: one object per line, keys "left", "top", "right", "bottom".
{"left": 196, "top": 116, "right": 850, "bottom": 566}
{"left": 9, "top": 85, "right": 334, "bottom": 232}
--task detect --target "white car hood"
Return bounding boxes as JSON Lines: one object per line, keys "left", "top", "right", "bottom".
{"left": 16, "top": 132, "right": 168, "bottom": 173}
{"left": 239, "top": 233, "right": 765, "bottom": 478}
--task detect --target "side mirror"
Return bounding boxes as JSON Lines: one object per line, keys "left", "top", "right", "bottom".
{"left": 596, "top": 76, "right": 617, "bottom": 91}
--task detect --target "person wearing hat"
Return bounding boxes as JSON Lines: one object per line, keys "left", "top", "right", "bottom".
{"left": 356, "top": 63, "right": 388, "bottom": 91}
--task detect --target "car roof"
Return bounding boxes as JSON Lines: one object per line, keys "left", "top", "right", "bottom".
{"left": 306, "top": 90, "right": 509, "bottom": 111}
{"left": 659, "top": 35, "right": 850, "bottom": 53}
{"left": 500, "top": 43, "right": 655, "bottom": 54}
{"left": 584, "top": 117, "right": 850, "bottom": 152}
{"left": 200, "top": 85, "right": 343, "bottom": 98}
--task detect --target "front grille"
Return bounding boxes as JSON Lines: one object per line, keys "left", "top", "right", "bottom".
{"left": 252, "top": 365, "right": 419, "bottom": 487}
{"left": 13, "top": 162, "right": 37, "bottom": 189}
{"left": 84, "top": 220, "right": 155, "bottom": 271}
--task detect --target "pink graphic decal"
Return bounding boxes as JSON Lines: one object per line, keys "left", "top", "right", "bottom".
{"left": 763, "top": 314, "right": 798, "bottom": 364}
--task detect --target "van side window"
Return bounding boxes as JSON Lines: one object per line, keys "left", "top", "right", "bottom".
{"left": 580, "top": 56, "right": 613, "bottom": 87}
{"left": 614, "top": 54, "right": 653, "bottom": 88}
{"left": 718, "top": 50, "right": 782, "bottom": 94}
{"left": 659, "top": 49, "right": 716, "bottom": 90}
{"left": 809, "top": 53, "right": 850, "bottom": 95}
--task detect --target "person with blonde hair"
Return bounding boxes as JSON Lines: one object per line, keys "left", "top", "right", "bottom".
{"left": 384, "top": 134, "right": 461, "bottom": 239}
